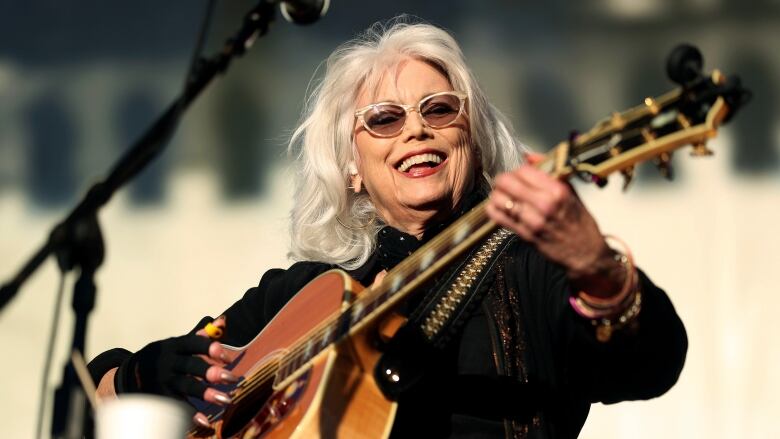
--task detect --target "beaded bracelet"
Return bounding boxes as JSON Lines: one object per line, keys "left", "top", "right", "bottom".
{"left": 568, "top": 234, "right": 642, "bottom": 342}
{"left": 581, "top": 235, "right": 635, "bottom": 305}
{"left": 591, "top": 290, "right": 642, "bottom": 342}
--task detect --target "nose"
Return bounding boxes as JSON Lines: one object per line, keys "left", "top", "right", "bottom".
{"left": 403, "top": 108, "right": 432, "bottom": 140}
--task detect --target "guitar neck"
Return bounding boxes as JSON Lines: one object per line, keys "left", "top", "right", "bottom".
{"left": 347, "top": 198, "right": 498, "bottom": 336}
{"left": 346, "top": 146, "right": 567, "bottom": 337}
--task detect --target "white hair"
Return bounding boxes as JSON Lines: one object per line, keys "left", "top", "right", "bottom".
{"left": 287, "top": 18, "right": 526, "bottom": 269}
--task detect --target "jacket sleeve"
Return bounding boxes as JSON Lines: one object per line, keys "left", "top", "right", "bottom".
{"left": 86, "top": 261, "right": 330, "bottom": 382}
{"left": 217, "top": 261, "right": 332, "bottom": 347}
{"left": 524, "top": 244, "right": 688, "bottom": 403}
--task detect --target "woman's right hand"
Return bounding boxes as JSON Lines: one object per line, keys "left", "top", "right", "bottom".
{"left": 115, "top": 318, "right": 237, "bottom": 407}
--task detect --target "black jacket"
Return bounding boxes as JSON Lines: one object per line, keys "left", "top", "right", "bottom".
{"left": 89, "top": 222, "right": 687, "bottom": 438}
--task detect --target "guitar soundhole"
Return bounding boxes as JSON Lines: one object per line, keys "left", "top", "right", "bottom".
{"left": 220, "top": 370, "right": 310, "bottom": 438}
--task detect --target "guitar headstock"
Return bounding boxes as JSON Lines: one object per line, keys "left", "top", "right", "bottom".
{"left": 541, "top": 44, "right": 751, "bottom": 189}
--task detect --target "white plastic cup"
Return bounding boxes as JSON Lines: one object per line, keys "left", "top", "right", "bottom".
{"left": 96, "top": 394, "right": 192, "bottom": 439}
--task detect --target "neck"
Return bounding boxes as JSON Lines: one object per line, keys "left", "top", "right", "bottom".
{"left": 375, "top": 205, "right": 444, "bottom": 240}
{"left": 374, "top": 179, "right": 482, "bottom": 239}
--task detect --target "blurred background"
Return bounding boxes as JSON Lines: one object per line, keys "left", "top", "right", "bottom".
{"left": 1, "top": 1, "right": 778, "bottom": 437}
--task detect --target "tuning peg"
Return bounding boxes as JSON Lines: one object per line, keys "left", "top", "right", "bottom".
{"left": 643, "top": 97, "right": 660, "bottom": 115}
{"left": 655, "top": 152, "right": 674, "bottom": 180}
{"left": 666, "top": 44, "right": 704, "bottom": 88}
{"left": 621, "top": 165, "right": 635, "bottom": 191}
{"left": 691, "top": 142, "right": 714, "bottom": 156}
{"left": 592, "top": 175, "right": 609, "bottom": 188}
{"left": 610, "top": 112, "right": 626, "bottom": 130}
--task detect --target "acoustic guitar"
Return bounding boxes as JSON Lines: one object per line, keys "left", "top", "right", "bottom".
{"left": 186, "top": 45, "right": 749, "bottom": 438}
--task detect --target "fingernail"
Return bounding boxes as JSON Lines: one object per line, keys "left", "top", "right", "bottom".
{"left": 220, "top": 371, "right": 239, "bottom": 383}
{"left": 194, "top": 413, "right": 210, "bottom": 428}
{"left": 220, "top": 352, "right": 230, "bottom": 363}
{"left": 214, "top": 392, "right": 232, "bottom": 405}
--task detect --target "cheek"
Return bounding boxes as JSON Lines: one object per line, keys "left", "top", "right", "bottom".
{"left": 450, "top": 131, "right": 476, "bottom": 176}
{"left": 354, "top": 134, "right": 393, "bottom": 176}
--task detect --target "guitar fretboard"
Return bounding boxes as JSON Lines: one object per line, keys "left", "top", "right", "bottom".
{"left": 275, "top": 199, "right": 497, "bottom": 383}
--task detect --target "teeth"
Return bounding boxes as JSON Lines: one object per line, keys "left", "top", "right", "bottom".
{"left": 397, "top": 153, "right": 444, "bottom": 172}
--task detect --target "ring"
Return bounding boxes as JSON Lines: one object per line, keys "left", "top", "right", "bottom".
{"left": 504, "top": 199, "right": 515, "bottom": 210}
{"left": 204, "top": 322, "right": 223, "bottom": 340}
{"left": 513, "top": 202, "right": 523, "bottom": 217}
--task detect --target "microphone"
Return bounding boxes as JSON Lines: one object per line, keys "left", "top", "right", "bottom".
{"left": 279, "top": 0, "right": 330, "bottom": 25}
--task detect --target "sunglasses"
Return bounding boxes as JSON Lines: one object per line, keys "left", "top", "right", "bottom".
{"left": 354, "top": 91, "right": 467, "bottom": 137}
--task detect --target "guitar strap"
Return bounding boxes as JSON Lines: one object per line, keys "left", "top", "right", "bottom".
{"left": 375, "top": 228, "right": 516, "bottom": 400}
{"left": 410, "top": 227, "right": 516, "bottom": 349}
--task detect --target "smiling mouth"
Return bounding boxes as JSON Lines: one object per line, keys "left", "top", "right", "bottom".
{"left": 396, "top": 152, "right": 447, "bottom": 173}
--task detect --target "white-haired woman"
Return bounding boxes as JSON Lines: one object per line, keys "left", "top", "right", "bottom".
{"left": 89, "top": 19, "right": 687, "bottom": 438}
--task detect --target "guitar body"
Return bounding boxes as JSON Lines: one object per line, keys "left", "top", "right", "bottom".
{"left": 188, "top": 270, "right": 397, "bottom": 439}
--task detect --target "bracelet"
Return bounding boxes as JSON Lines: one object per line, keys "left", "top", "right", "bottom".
{"left": 568, "top": 234, "right": 642, "bottom": 341}
{"left": 569, "top": 289, "right": 635, "bottom": 320}
{"left": 577, "top": 235, "right": 635, "bottom": 309}
{"left": 592, "top": 289, "right": 642, "bottom": 342}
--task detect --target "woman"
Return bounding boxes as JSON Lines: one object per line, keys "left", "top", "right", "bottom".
{"left": 89, "top": 20, "right": 687, "bottom": 438}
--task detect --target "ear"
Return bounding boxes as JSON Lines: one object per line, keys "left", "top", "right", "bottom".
{"left": 348, "top": 161, "right": 362, "bottom": 193}
{"left": 350, "top": 174, "right": 363, "bottom": 194}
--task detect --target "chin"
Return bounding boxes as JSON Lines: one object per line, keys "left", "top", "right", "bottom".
{"left": 399, "top": 188, "right": 454, "bottom": 211}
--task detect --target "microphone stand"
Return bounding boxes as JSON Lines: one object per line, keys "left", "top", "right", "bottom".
{"left": 0, "top": 2, "right": 278, "bottom": 437}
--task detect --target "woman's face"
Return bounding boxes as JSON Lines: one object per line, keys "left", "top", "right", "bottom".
{"left": 353, "top": 58, "right": 475, "bottom": 232}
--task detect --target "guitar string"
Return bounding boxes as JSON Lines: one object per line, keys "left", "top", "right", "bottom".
{"left": 227, "top": 214, "right": 485, "bottom": 403}
{"left": 226, "top": 199, "right": 498, "bottom": 404}
{"left": 231, "top": 230, "right": 504, "bottom": 409}
{"left": 226, "top": 204, "right": 493, "bottom": 404}
{"left": 190, "top": 209, "right": 492, "bottom": 439}
{"left": 572, "top": 94, "right": 681, "bottom": 158}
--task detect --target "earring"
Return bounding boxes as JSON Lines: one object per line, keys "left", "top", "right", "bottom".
{"left": 336, "top": 214, "right": 376, "bottom": 230}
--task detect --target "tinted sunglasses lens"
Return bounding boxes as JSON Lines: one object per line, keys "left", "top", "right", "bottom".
{"left": 364, "top": 105, "right": 406, "bottom": 135}
{"left": 421, "top": 94, "right": 462, "bottom": 127}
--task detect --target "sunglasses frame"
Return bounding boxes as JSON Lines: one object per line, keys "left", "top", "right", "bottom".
{"left": 354, "top": 91, "right": 468, "bottom": 138}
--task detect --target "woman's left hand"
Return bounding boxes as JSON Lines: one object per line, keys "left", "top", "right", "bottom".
{"left": 485, "top": 153, "right": 626, "bottom": 297}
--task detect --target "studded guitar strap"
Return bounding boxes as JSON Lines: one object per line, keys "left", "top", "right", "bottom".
{"left": 410, "top": 227, "right": 516, "bottom": 349}
{"left": 374, "top": 227, "right": 517, "bottom": 400}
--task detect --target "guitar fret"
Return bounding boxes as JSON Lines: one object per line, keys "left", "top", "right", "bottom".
{"left": 355, "top": 302, "right": 366, "bottom": 321}
{"left": 277, "top": 358, "right": 290, "bottom": 381}
{"left": 419, "top": 249, "right": 436, "bottom": 272}
{"left": 389, "top": 275, "right": 402, "bottom": 294}
{"left": 304, "top": 340, "right": 313, "bottom": 361}
{"left": 453, "top": 223, "right": 470, "bottom": 245}
{"left": 336, "top": 312, "right": 352, "bottom": 339}
{"left": 321, "top": 324, "right": 333, "bottom": 349}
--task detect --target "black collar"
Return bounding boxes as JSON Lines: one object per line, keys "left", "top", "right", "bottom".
{"left": 346, "top": 180, "right": 489, "bottom": 284}
{"left": 375, "top": 185, "right": 488, "bottom": 273}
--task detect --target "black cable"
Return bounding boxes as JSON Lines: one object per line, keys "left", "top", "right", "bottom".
{"left": 174, "top": 0, "right": 217, "bottom": 124}
{"left": 183, "top": 0, "right": 218, "bottom": 91}
{"left": 35, "top": 271, "right": 68, "bottom": 439}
